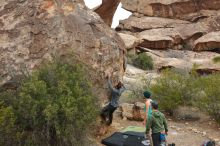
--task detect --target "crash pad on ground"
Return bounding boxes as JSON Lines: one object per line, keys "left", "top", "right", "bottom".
{"left": 102, "top": 126, "right": 149, "bottom": 146}
{"left": 121, "top": 126, "right": 145, "bottom": 133}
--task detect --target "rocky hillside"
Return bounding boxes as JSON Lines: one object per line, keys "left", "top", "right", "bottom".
{"left": 0, "top": 0, "right": 126, "bottom": 99}
{"left": 117, "top": 0, "right": 220, "bottom": 71}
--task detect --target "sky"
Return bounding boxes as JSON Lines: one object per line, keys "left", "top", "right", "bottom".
{"left": 84, "top": 0, "right": 132, "bottom": 28}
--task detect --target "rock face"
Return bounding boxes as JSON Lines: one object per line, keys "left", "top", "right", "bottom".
{"left": 94, "top": 0, "right": 121, "bottom": 27}
{"left": 194, "top": 31, "right": 220, "bottom": 51}
{"left": 145, "top": 49, "right": 220, "bottom": 72}
{"left": 118, "top": 33, "right": 139, "bottom": 50}
{"left": 117, "top": 0, "right": 220, "bottom": 52}
{"left": 116, "top": 16, "right": 190, "bottom": 32}
{"left": 121, "top": 0, "right": 220, "bottom": 20}
{"left": 120, "top": 102, "right": 145, "bottom": 121}
{"left": 117, "top": 15, "right": 220, "bottom": 51}
{"left": 0, "top": 0, "right": 126, "bottom": 99}
{"left": 138, "top": 28, "right": 180, "bottom": 50}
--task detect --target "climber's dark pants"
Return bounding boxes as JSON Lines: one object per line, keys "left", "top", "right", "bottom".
{"left": 152, "top": 133, "right": 161, "bottom": 146}
{"left": 100, "top": 104, "right": 117, "bottom": 125}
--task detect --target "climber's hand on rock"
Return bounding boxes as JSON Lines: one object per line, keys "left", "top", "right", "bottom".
{"left": 106, "top": 72, "right": 111, "bottom": 79}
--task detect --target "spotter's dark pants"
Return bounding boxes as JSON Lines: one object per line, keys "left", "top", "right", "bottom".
{"left": 152, "top": 133, "right": 161, "bottom": 146}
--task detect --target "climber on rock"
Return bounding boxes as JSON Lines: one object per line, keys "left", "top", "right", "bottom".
{"left": 100, "top": 73, "right": 126, "bottom": 125}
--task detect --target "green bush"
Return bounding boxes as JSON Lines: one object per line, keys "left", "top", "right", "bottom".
{"left": 213, "top": 56, "right": 220, "bottom": 63}
{"left": 0, "top": 61, "right": 98, "bottom": 146}
{"left": 150, "top": 69, "right": 220, "bottom": 123}
{"left": 150, "top": 69, "right": 197, "bottom": 115}
{"left": 127, "top": 53, "right": 153, "bottom": 70}
{"left": 133, "top": 53, "right": 154, "bottom": 70}
{"left": 195, "top": 74, "right": 220, "bottom": 123}
{"left": 127, "top": 54, "right": 137, "bottom": 65}
{"left": 0, "top": 91, "right": 17, "bottom": 146}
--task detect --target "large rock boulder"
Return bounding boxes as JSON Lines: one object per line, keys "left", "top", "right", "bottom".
{"left": 194, "top": 31, "right": 220, "bottom": 51}
{"left": 145, "top": 49, "right": 220, "bottom": 72}
{"left": 116, "top": 16, "right": 190, "bottom": 32}
{"left": 138, "top": 28, "right": 180, "bottom": 50}
{"left": 117, "top": 15, "right": 220, "bottom": 50}
{"left": 120, "top": 103, "right": 134, "bottom": 120}
{"left": 119, "top": 102, "right": 145, "bottom": 121}
{"left": 121, "top": 0, "right": 220, "bottom": 20}
{"left": 0, "top": 0, "right": 126, "bottom": 99}
{"left": 118, "top": 33, "right": 139, "bottom": 50}
{"left": 117, "top": 0, "right": 220, "bottom": 52}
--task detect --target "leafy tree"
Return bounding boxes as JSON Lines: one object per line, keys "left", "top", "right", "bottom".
{"left": 150, "top": 69, "right": 198, "bottom": 115}
{"left": 0, "top": 91, "right": 17, "bottom": 145}
{"left": 150, "top": 69, "right": 220, "bottom": 123}
{"left": 0, "top": 61, "right": 99, "bottom": 146}
{"left": 195, "top": 74, "right": 220, "bottom": 123}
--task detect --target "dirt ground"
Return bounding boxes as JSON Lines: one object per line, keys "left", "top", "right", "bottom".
{"left": 96, "top": 116, "right": 220, "bottom": 146}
